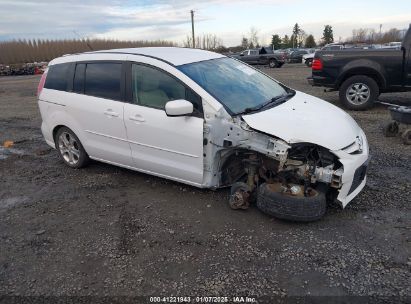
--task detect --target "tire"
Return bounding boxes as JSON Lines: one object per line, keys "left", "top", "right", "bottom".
{"left": 55, "top": 127, "right": 89, "bottom": 168}
{"left": 256, "top": 183, "right": 327, "bottom": 222}
{"left": 402, "top": 129, "right": 411, "bottom": 145}
{"left": 339, "top": 75, "right": 379, "bottom": 110}
{"left": 305, "top": 59, "right": 313, "bottom": 67}
{"left": 383, "top": 121, "right": 399, "bottom": 137}
{"left": 269, "top": 59, "right": 278, "bottom": 68}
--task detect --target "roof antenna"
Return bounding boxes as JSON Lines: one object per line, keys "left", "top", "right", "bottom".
{"left": 73, "top": 30, "right": 94, "bottom": 51}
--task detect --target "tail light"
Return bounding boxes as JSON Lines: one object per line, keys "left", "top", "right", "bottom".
{"left": 37, "top": 69, "right": 48, "bottom": 97}
{"left": 312, "top": 59, "right": 323, "bottom": 71}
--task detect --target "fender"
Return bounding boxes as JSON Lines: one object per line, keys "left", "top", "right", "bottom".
{"left": 337, "top": 59, "right": 387, "bottom": 89}
{"left": 38, "top": 98, "right": 88, "bottom": 151}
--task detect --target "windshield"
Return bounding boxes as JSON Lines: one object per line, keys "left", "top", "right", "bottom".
{"left": 178, "top": 57, "right": 289, "bottom": 115}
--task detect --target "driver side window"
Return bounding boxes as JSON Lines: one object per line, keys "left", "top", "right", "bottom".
{"left": 131, "top": 64, "right": 203, "bottom": 115}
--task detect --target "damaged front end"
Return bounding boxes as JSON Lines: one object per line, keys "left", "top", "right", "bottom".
{"left": 202, "top": 112, "right": 344, "bottom": 211}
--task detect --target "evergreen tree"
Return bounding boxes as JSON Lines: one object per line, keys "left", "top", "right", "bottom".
{"left": 271, "top": 34, "right": 281, "bottom": 50}
{"left": 322, "top": 25, "right": 334, "bottom": 45}
{"left": 292, "top": 23, "right": 301, "bottom": 48}
{"left": 241, "top": 37, "right": 249, "bottom": 49}
{"left": 282, "top": 35, "right": 291, "bottom": 48}
{"left": 305, "top": 34, "right": 316, "bottom": 48}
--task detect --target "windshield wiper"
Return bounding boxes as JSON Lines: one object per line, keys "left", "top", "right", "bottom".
{"left": 239, "top": 91, "right": 295, "bottom": 115}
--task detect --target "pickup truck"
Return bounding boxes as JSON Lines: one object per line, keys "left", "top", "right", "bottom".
{"left": 308, "top": 24, "right": 411, "bottom": 110}
{"left": 231, "top": 47, "right": 285, "bottom": 68}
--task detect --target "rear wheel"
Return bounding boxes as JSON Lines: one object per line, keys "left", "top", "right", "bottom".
{"left": 305, "top": 58, "right": 313, "bottom": 67}
{"left": 269, "top": 59, "right": 278, "bottom": 68}
{"left": 55, "top": 127, "right": 89, "bottom": 168}
{"left": 339, "top": 75, "right": 379, "bottom": 110}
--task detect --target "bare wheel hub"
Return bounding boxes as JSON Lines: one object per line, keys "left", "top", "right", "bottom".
{"left": 229, "top": 188, "right": 250, "bottom": 210}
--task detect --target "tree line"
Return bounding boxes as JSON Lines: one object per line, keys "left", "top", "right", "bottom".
{"left": 0, "top": 39, "right": 175, "bottom": 64}
{"left": 268, "top": 24, "right": 405, "bottom": 50}
{"left": 0, "top": 25, "right": 407, "bottom": 64}
{"left": 269, "top": 24, "right": 334, "bottom": 50}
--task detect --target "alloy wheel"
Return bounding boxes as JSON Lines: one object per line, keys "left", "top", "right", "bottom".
{"left": 346, "top": 83, "right": 370, "bottom": 105}
{"left": 58, "top": 132, "right": 80, "bottom": 165}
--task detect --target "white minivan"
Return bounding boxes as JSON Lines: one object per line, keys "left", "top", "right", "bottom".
{"left": 37, "top": 47, "right": 369, "bottom": 221}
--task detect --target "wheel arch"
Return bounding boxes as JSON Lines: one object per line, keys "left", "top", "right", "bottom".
{"left": 337, "top": 67, "right": 386, "bottom": 91}
{"left": 52, "top": 125, "right": 66, "bottom": 145}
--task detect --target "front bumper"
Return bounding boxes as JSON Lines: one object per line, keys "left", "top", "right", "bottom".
{"left": 331, "top": 133, "right": 370, "bottom": 208}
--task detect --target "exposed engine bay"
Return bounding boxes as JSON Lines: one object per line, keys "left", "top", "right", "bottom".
{"left": 202, "top": 114, "right": 344, "bottom": 210}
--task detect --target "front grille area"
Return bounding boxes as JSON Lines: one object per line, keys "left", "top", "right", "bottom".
{"left": 348, "top": 161, "right": 368, "bottom": 195}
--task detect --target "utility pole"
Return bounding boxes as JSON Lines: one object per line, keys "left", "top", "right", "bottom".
{"left": 190, "top": 10, "right": 195, "bottom": 48}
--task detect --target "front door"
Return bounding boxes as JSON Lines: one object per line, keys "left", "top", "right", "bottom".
{"left": 124, "top": 63, "right": 204, "bottom": 185}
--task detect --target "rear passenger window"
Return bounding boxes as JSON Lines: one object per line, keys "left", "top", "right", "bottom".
{"left": 44, "top": 63, "right": 70, "bottom": 91}
{"left": 84, "top": 63, "right": 121, "bottom": 100}
{"left": 73, "top": 63, "right": 85, "bottom": 93}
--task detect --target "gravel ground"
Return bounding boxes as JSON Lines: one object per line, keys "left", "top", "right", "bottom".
{"left": 0, "top": 64, "right": 410, "bottom": 301}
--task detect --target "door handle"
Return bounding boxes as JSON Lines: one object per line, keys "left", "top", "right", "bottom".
{"left": 104, "top": 109, "right": 119, "bottom": 117}
{"left": 129, "top": 115, "right": 145, "bottom": 122}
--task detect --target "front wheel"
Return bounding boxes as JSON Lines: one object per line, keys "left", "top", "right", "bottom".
{"left": 55, "top": 127, "right": 89, "bottom": 168}
{"left": 305, "top": 58, "right": 313, "bottom": 67}
{"left": 339, "top": 75, "right": 379, "bottom": 110}
{"left": 256, "top": 183, "right": 327, "bottom": 222}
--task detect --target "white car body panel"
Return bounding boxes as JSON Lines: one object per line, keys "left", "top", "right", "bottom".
{"left": 61, "top": 47, "right": 225, "bottom": 66}
{"left": 39, "top": 47, "right": 370, "bottom": 210}
{"left": 302, "top": 52, "right": 315, "bottom": 63}
{"left": 123, "top": 103, "right": 204, "bottom": 185}
{"left": 242, "top": 91, "right": 361, "bottom": 151}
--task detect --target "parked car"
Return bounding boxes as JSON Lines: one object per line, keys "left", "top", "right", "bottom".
{"left": 37, "top": 47, "right": 369, "bottom": 221}
{"left": 302, "top": 49, "right": 321, "bottom": 67}
{"left": 288, "top": 49, "right": 312, "bottom": 63}
{"left": 231, "top": 47, "right": 285, "bottom": 68}
{"left": 302, "top": 44, "right": 350, "bottom": 67}
{"left": 308, "top": 24, "right": 411, "bottom": 110}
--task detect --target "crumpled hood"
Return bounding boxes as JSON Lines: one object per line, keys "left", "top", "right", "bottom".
{"left": 242, "top": 91, "right": 361, "bottom": 151}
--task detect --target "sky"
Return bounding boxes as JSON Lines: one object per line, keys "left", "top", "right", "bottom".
{"left": 0, "top": 0, "right": 410, "bottom": 46}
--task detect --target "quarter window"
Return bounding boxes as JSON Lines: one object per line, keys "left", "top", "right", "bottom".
{"left": 44, "top": 63, "right": 70, "bottom": 91}
{"left": 84, "top": 63, "right": 122, "bottom": 100}
{"left": 131, "top": 64, "right": 202, "bottom": 114}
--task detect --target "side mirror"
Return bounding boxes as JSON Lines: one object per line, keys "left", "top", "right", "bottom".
{"left": 165, "top": 99, "right": 193, "bottom": 117}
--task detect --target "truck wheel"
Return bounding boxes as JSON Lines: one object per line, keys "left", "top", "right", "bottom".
{"left": 402, "top": 129, "right": 411, "bottom": 145}
{"left": 339, "top": 75, "right": 379, "bottom": 110}
{"left": 269, "top": 59, "right": 278, "bottom": 68}
{"left": 305, "top": 59, "right": 313, "bottom": 67}
{"left": 256, "top": 183, "right": 327, "bottom": 222}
